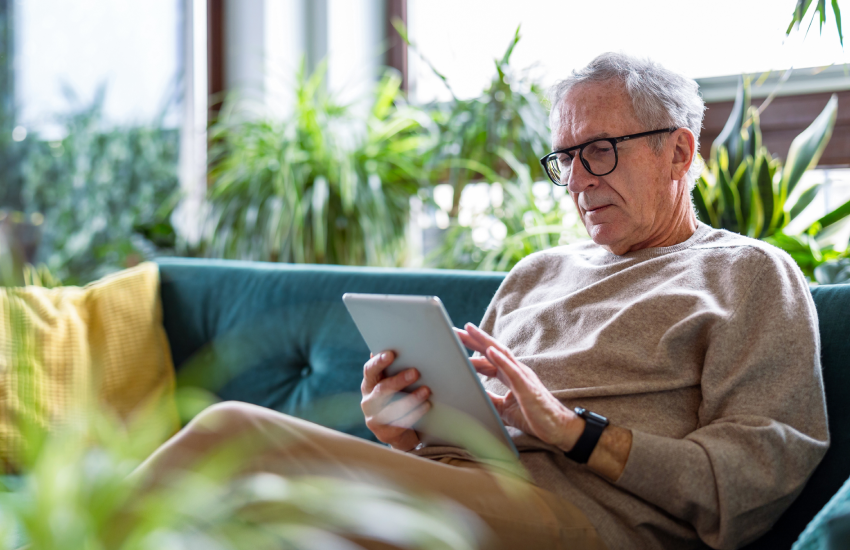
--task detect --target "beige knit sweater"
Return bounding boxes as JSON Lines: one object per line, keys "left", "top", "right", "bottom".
{"left": 474, "top": 223, "right": 828, "bottom": 550}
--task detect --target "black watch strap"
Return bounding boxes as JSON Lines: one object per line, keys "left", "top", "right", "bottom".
{"left": 564, "top": 407, "right": 609, "bottom": 464}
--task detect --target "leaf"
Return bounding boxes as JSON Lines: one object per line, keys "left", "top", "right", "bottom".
{"left": 779, "top": 94, "right": 837, "bottom": 198}
{"left": 833, "top": 0, "right": 844, "bottom": 46}
{"left": 693, "top": 176, "right": 716, "bottom": 227}
{"left": 498, "top": 26, "right": 522, "bottom": 68}
{"left": 729, "top": 159, "right": 749, "bottom": 230}
{"left": 789, "top": 183, "right": 821, "bottom": 220}
{"left": 811, "top": 196, "right": 850, "bottom": 233}
{"left": 815, "top": 257, "right": 850, "bottom": 284}
{"left": 748, "top": 187, "right": 765, "bottom": 239}
{"left": 787, "top": 0, "right": 814, "bottom": 34}
{"left": 712, "top": 77, "right": 750, "bottom": 177}
{"left": 715, "top": 148, "right": 743, "bottom": 232}
{"left": 754, "top": 151, "right": 775, "bottom": 238}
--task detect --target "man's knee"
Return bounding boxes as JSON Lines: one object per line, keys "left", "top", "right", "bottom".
{"left": 187, "top": 400, "right": 261, "bottom": 434}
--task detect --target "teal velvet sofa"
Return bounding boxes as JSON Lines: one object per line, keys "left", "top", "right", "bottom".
{"left": 156, "top": 258, "right": 850, "bottom": 550}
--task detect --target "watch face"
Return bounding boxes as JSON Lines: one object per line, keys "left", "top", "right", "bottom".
{"left": 586, "top": 411, "right": 609, "bottom": 425}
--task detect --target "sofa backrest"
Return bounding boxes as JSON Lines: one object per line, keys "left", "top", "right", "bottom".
{"left": 157, "top": 259, "right": 504, "bottom": 440}
{"left": 157, "top": 259, "right": 850, "bottom": 549}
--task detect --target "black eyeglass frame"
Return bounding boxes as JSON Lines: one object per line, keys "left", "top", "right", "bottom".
{"left": 539, "top": 127, "right": 678, "bottom": 186}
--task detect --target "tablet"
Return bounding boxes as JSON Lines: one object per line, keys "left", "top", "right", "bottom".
{"left": 343, "top": 293, "right": 519, "bottom": 461}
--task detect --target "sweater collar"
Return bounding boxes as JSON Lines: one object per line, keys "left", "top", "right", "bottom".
{"left": 599, "top": 221, "right": 713, "bottom": 261}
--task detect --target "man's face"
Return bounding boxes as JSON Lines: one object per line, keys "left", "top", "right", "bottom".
{"left": 553, "top": 82, "right": 681, "bottom": 255}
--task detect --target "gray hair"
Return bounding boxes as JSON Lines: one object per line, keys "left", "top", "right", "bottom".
{"left": 548, "top": 52, "right": 705, "bottom": 189}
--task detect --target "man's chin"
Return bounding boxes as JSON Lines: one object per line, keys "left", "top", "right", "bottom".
{"left": 586, "top": 224, "right": 629, "bottom": 255}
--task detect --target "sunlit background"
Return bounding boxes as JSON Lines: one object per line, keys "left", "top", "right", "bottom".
{"left": 2, "top": 0, "right": 850, "bottom": 284}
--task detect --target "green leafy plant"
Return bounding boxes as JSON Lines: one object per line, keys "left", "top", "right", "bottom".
{"left": 204, "top": 65, "right": 433, "bottom": 267}
{"left": 413, "top": 28, "right": 585, "bottom": 271}
{"left": 410, "top": 26, "right": 550, "bottom": 219}
{"left": 0, "top": 389, "right": 485, "bottom": 550}
{"left": 9, "top": 88, "right": 180, "bottom": 285}
{"left": 0, "top": 279, "right": 486, "bottom": 550}
{"left": 814, "top": 254, "right": 850, "bottom": 283}
{"left": 693, "top": 78, "right": 850, "bottom": 279}
{"left": 432, "top": 150, "right": 584, "bottom": 272}
{"left": 787, "top": 0, "right": 844, "bottom": 46}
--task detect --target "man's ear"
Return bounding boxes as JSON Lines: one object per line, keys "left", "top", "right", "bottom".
{"left": 670, "top": 128, "right": 696, "bottom": 181}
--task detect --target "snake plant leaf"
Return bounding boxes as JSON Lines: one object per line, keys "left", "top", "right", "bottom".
{"left": 737, "top": 156, "right": 755, "bottom": 230}
{"left": 779, "top": 94, "right": 837, "bottom": 198}
{"left": 693, "top": 175, "right": 717, "bottom": 227}
{"left": 789, "top": 183, "right": 822, "bottom": 220}
{"left": 754, "top": 151, "right": 775, "bottom": 238}
{"left": 743, "top": 106, "right": 762, "bottom": 161}
{"left": 748, "top": 187, "right": 765, "bottom": 239}
{"left": 715, "top": 154, "right": 745, "bottom": 233}
{"left": 811, "top": 196, "right": 850, "bottom": 234}
{"left": 712, "top": 77, "right": 750, "bottom": 177}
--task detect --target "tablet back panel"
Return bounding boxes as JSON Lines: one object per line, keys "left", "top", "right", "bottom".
{"left": 343, "top": 293, "right": 518, "bottom": 459}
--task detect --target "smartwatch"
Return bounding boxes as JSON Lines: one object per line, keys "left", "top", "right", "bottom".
{"left": 563, "top": 407, "right": 609, "bottom": 464}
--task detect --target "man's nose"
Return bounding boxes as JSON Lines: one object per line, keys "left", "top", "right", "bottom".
{"left": 566, "top": 156, "right": 597, "bottom": 194}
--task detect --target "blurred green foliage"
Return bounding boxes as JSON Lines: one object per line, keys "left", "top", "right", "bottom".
{"left": 0, "top": 270, "right": 487, "bottom": 550}
{"left": 431, "top": 151, "right": 584, "bottom": 272}
{"left": 420, "top": 28, "right": 585, "bottom": 271}
{"left": 2, "top": 24, "right": 848, "bottom": 281}
{"left": 418, "top": 27, "right": 550, "bottom": 217}
{"left": 203, "top": 65, "right": 434, "bottom": 266}
{"left": 13, "top": 89, "right": 180, "bottom": 285}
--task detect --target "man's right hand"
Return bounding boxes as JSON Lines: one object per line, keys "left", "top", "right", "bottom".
{"left": 361, "top": 351, "right": 431, "bottom": 451}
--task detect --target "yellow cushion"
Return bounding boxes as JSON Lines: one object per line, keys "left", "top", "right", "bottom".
{"left": 0, "top": 262, "right": 179, "bottom": 471}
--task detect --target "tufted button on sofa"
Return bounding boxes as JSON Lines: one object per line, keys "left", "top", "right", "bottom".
{"left": 156, "top": 258, "right": 850, "bottom": 550}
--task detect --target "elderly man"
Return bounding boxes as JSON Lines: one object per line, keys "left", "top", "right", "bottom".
{"left": 139, "top": 53, "right": 828, "bottom": 550}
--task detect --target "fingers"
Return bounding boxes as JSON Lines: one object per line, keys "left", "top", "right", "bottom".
{"left": 361, "top": 351, "right": 395, "bottom": 394}
{"left": 465, "top": 323, "right": 514, "bottom": 359}
{"left": 455, "top": 327, "right": 488, "bottom": 355}
{"left": 485, "top": 345, "right": 526, "bottom": 388}
{"left": 470, "top": 356, "right": 498, "bottom": 378}
{"left": 377, "top": 386, "right": 431, "bottom": 425}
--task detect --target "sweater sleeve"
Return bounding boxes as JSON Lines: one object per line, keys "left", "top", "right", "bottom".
{"left": 615, "top": 250, "right": 829, "bottom": 550}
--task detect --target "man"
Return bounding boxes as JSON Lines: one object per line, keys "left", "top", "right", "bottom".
{"left": 139, "top": 53, "right": 828, "bottom": 550}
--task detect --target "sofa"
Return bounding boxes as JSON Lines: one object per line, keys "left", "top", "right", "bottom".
{"left": 156, "top": 257, "right": 850, "bottom": 549}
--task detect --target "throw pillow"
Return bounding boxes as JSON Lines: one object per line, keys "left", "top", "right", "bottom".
{"left": 0, "top": 262, "right": 179, "bottom": 472}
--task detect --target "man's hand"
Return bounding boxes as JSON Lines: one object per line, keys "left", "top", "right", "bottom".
{"left": 361, "top": 351, "right": 431, "bottom": 452}
{"left": 455, "top": 323, "right": 585, "bottom": 451}
{"left": 456, "top": 323, "right": 632, "bottom": 481}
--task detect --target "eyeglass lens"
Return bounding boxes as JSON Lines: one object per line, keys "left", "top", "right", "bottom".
{"left": 546, "top": 140, "right": 617, "bottom": 184}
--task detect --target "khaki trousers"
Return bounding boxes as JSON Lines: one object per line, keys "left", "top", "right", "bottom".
{"left": 136, "top": 401, "right": 605, "bottom": 550}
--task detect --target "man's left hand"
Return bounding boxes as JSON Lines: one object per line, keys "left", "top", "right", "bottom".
{"left": 455, "top": 323, "right": 585, "bottom": 452}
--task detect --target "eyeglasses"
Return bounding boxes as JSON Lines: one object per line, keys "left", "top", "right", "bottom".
{"left": 539, "top": 128, "right": 677, "bottom": 186}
